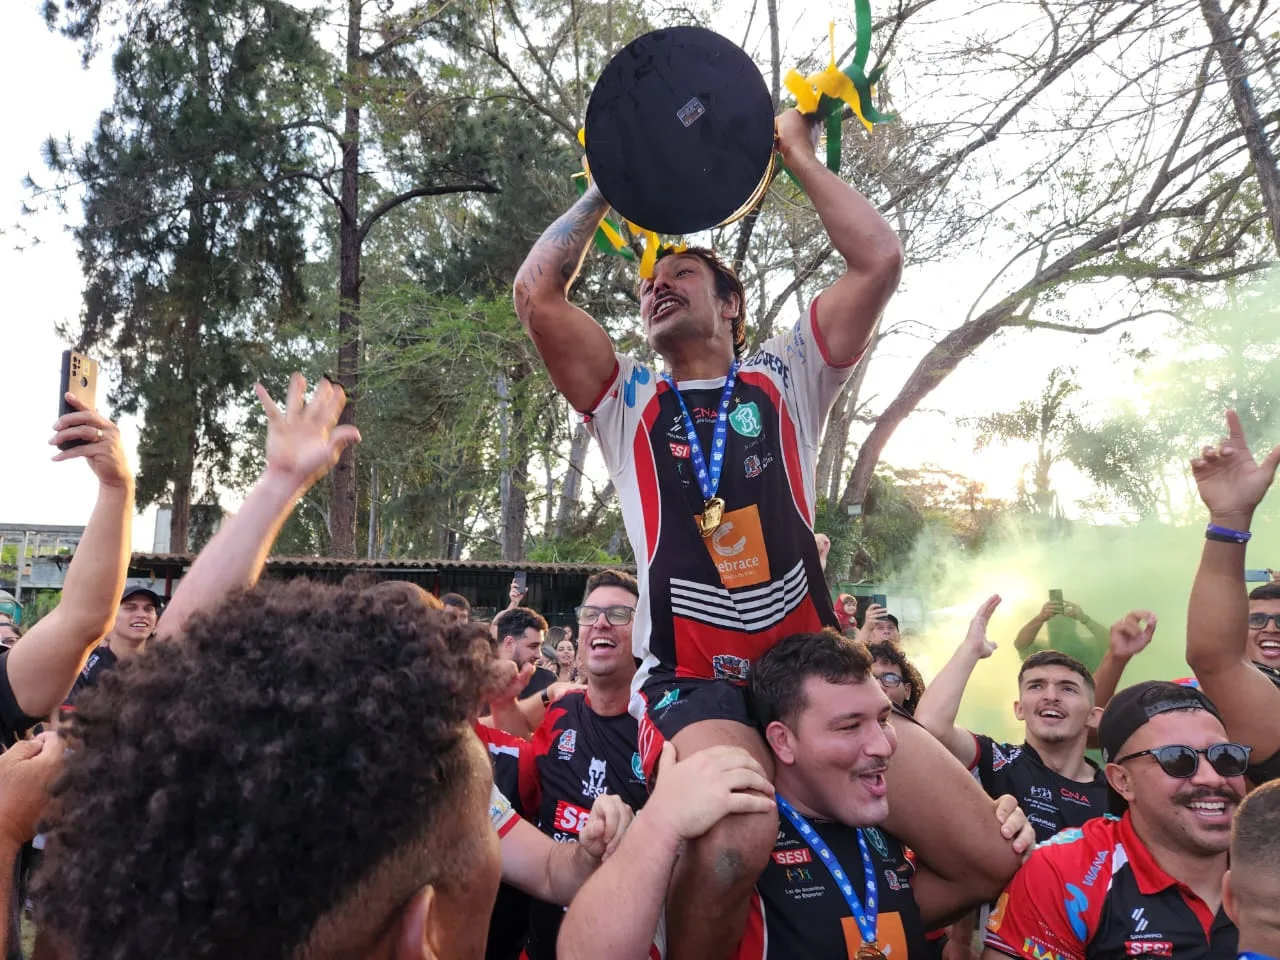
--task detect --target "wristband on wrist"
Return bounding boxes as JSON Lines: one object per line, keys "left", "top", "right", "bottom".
{"left": 540, "top": 688, "right": 552, "bottom": 707}
{"left": 1205, "top": 523, "right": 1251, "bottom": 544}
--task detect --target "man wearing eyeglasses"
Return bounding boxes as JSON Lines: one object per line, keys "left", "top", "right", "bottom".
{"left": 0, "top": 623, "right": 17, "bottom": 652}
{"left": 520, "top": 569, "right": 648, "bottom": 960}
{"left": 983, "top": 681, "right": 1244, "bottom": 960}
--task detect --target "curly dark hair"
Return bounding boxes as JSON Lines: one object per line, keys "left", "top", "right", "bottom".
{"left": 866, "top": 640, "right": 925, "bottom": 714}
{"left": 748, "top": 629, "right": 872, "bottom": 729}
{"left": 36, "top": 578, "right": 496, "bottom": 960}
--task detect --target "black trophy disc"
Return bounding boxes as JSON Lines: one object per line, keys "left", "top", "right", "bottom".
{"left": 584, "top": 26, "right": 775, "bottom": 236}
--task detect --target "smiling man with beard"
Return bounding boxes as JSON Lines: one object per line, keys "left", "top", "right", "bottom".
{"left": 518, "top": 570, "right": 649, "bottom": 960}
{"left": 984, "top": 681, "right": 1246, "bottom": 960}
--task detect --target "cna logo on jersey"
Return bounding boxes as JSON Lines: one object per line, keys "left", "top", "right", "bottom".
{"left": 581, "top": 757, "right": 608, "bottom": 799}
{"left": 557, "top": 728, "right": 577, "bottom": 760}
{"left": 1060, "top": 787, "right": 1092, "bottom": 806}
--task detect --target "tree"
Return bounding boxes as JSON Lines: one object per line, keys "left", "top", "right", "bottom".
{"left": 37, "top": 0, "right": 325, "bottom": 551}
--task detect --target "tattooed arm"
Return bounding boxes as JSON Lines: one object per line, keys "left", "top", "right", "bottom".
{"left": 513, "top": 184, "right": 620, "bottom": 412}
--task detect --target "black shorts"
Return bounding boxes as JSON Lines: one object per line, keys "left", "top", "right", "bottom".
{"left": 634, "top": 675, "right": 756, "bottom": 781}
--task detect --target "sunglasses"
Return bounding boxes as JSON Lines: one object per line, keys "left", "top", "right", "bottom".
{"left": 575, "top": 605, "right": 636, "bottom": 626}
{"left": 874, "top": 672, "right": 903, "bottom": 688}
{"left": 1248, "top": 613, "right": 1280, "bottom": 630}
{"left": 1113, "top": 742, "right": 1251, "bottom": 779}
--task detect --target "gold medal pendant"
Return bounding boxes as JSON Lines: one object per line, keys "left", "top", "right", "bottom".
{"left": 857, "top": 945, "right": 888, "bottom": 960}
{"left": 699, "top": 497, "right": 725, "bottom": 537}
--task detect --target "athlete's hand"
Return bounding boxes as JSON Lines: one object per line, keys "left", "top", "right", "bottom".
{"left": 1038, "top": 600, "right": 1062, "bottom": 622}
{"left": 1109, "top": 611, "right": 1157, "bottom": 659}
{"left": 963, "top": 595, "right": 1002, "bottom": 659}
{"left": 1192, "top": 409, "right": 1280, "bottom": 528}
{"left": 578, "top": 794, "right": 634, "bottom": 861}
{"left": 0, "top": 732, "right": 66, "bottom": 848}
{"left": 485, "top": 660, "right": 535, "bottom": 705}
{"left": 646, "top": 742, "right": 775, "bottom": 843}
{"left": 775, "top": 108, "right": 821, "bottom": 164}
{"left": 856, "top": 603, "right": 888, "bottom": 644}
{"left": 50, "top": 395, "right": 132, "bottom": 490}
{"left": 256, "top": 374, "right": 360, "bottom": 492}
{"left": 545, "top": 681, "right": 587, "bottom": 704}
{"left": 993, "top": 794, "right": 1035, "bottom": 859}
{"left": 815, "top": 533, "right": 832, "bottom": 570}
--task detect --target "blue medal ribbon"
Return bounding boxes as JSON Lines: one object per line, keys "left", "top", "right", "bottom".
{"left": 1239, "top": 954, "right": 1280, "bottom": 960}
{"left": 661, "top": 361, "right": 739, "bottom": 504}
{"left": 777, "top": 794, "right": 880, "bottom": 948}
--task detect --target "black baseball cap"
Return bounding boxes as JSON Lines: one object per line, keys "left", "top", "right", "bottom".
{"left": 120, "top": 586, "right": 164, "bottom": 608}
{"left": 584, "top": 26, "right": 776, "bottom": 235}
{"left": 1097, "top": 680, "right": 1223, "bottom": 813}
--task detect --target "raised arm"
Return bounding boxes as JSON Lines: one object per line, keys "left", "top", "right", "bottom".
{"left": 775, "top": 109, "right": 903, "bottom": 364}
{"left": 7, "top": 398, "right": 132, "bottom": 717}
{"left": 1093, "top": 611, "right": 1155, "bottom": 709}
{"left": 155, "top": 375, "right": 358, "bottom": 642}
{"left": 1013, "top": 603, "right": 1054, "bottom": 652}
{"left": 914, "top": 595, "right": 1001, "bottom": 764}
{"left": 513, "top": 184, "right": 619, "bottom": 413}
{"left": 500, "top": 794, "right": 632, "bottom": 906}
{"left": 1186, "top": 410, "right": 1280, "bottom": 762}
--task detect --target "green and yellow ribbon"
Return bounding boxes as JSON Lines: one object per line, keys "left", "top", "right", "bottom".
{"left": 783, "top": 0, "right": 894, "bottom": 174}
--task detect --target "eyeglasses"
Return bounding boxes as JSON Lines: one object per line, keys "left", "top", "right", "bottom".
{"left": 575, "top": 605, "right": 636, "bottom": 626}
{"left": 1113, "top": 743, "right": 1251, "bottom": 779}
{"left": 1248, "top": 613, "right": 1280, "bottom": 630}
{"left": 874, "top": 672, "right": 903, "bottom": 688}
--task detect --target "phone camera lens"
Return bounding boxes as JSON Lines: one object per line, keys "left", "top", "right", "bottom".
{"left": 79, "top": 376, "right": 88, "bottom": 389}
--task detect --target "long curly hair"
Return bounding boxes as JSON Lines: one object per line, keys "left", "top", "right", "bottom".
{"left": 36, "top": 577, "right": 496, "bottom": 960}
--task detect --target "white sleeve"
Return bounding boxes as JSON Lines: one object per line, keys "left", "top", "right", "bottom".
{"left": 769, "top": 298, "right": 859, "bottom": 449}
{"left": 583, "top": 353, "right": 655, "bottom": 477}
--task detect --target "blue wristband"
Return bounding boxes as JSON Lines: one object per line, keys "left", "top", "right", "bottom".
{"left": 1206, "top": 523, "right": 1251, "bottom": 544}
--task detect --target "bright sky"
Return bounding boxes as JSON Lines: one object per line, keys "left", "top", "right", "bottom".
{"left": 0, "top": 0, "right": 1149, "bottom": 531}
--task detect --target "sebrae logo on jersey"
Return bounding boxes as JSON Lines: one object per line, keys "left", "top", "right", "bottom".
{"left": 582, "top": 757, "right": 608, "bottom": 799}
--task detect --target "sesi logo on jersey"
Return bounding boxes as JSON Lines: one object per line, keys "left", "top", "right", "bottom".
{"left": 554, "top": 800, "right": 591, "bottom": 836}
{"left": 771, "top": 848, "right": 812, "bottom": 866}
{"left": 1125, "top": 943, "right": 1172, "bottom": 957}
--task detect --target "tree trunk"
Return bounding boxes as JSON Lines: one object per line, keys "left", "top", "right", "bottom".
{"left": 817, "top": 326, "right": 877, "bottom": 504}
{"left": 554, "top": 421, "right": 591, "bottom": 538}
{"left": 329, "top": 0, "right": 364, "bottom": 557}
{"left": 1200, "top": 0, "right": 1280, "bottom": 255}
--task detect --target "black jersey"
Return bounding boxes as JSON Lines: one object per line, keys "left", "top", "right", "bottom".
{"left": 62, "top": 644, "right": 118, "bottom": 710}
{"left": 986, "top": 813, "right": 1237, "bottom": 960}
{"left": 971, "top": 735, "right": 1110, "bottom": 842}
{"left": 521, "top": 691, "right": 647, "bottom": 960}
{"left": 732, "top": 817, "right": 930, "bottom": 960}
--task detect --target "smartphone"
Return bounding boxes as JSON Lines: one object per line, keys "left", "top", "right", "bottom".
{"left": 871, "top": 593, "right": 887, "bottom": 609}
{"left": 1246, "top": 569, "right": 1273, "bottom": 582}
{"left": 1049, "top": 589, "right": 1064, "bottom": 604}
{"left": 58, "top": 350, "right": 99, "bottom": 450}
{"left": 513, "top": 571, "right": 529, "bottom": 596}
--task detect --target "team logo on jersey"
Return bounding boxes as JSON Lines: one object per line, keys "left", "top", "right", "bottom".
{"left": 669, "top": 442, "right": 691, "bottom": 459}
{"left": 554, "top": 799, "right": 591, "bottom": 836}
{"left": 631, "top": 752, "right": 646, "bottom": 782}
{"left": 863, "top": 827, "right": 890, "bottom": 858}
{"left": 1060, "top": 787, "right": 1092, "bottom": 806}
{"left": 1029, "top": 786, "right": 1054, "bottom": 802}
{"left": 1125, "top": 943, "right": 1171, "bottom": 957}
{"left": 728, "top": 401, "right": 763, "bottom": 438}
{"left": 744, "top": 454, "right": 762, "bottom": 478}
{"left": 654, "top": 688, "right": 680, "bottom": 711}
{"left": 783, "top": 866, "right": 814, "bottom": 884}
{"left": 772, "top": 848, "right": 812, "bottom": 866}
{"left": 624, "top": 365, "right": 651, "bottom": 408}
{"left": 582, "top": 757, "right": 608, "bottom": 799}
{"left": 1064, "top": 883, "right": 1090, "bottom": 941}
{"left": 712, "top": 654, "right": 750, "bottom": 682}
{"left": 991, "top": 743, "right": 1022, "bottom": 771}
{"left": 557, "top": 729, "right": 577, "bottom": 759}
{"left": 883, "top": 868, "right": 902, "bottom": 891}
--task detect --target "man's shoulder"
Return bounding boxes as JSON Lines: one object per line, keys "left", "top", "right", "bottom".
{"left": 1022, "top": 816, "right": 1122, "bottom": 875}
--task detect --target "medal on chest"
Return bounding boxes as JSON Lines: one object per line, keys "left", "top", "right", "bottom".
{"left": 777, "top": 795, "right": 884, "bottom": 956}
{"left": 662, "top": 361, "right": 739, "bottom": 538}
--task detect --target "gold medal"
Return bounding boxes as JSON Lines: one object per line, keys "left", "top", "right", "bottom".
{"left": 857, "top": 944, "right": 888, "bottom": 960}
{"left": 699, "top": 497, "right": 725, "bottom": 537}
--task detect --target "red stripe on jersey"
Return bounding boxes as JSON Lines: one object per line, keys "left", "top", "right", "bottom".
{"left": 731, "top": 890, "right": 766, "bottom": 960}
{"left": 580, "top": 358, "right": 623, "bottom": 415}
{"left": 523, "top": 703, "right": 571, "bottom": 815}
{"left": 635, "top": 690, "right": 667, "bottom": 782}
{"left": 636, "top": 387, "right": 667, "bottom": 555}
{"left": 672, "top": 603, "right": 825, "bottom": 680}
{"left": 737, "top": 371, "right": 811, "bottom": 526}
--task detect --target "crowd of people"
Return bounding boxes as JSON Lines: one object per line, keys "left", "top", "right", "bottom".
{"left": 1, "top": 105, "right": 1278, "bottom": 960}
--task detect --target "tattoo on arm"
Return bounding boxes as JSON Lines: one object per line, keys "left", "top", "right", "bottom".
{"left": 518, "top": 187, "right": 611, "bottom": 295}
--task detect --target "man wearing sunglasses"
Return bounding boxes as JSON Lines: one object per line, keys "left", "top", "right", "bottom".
{"left": 520, "top": 569, "right": 648, "bottom": 960}
{"left": 983, "top": 681, "right": 1244, "bottom": 960}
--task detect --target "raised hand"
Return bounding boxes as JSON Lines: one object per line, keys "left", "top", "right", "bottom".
{"left": 50, "top": 394, "right": 131, "bottom": 489}
{"left": 964, "top": 595, "right": 1002, "bottom": 659}
{"left": 0, "top": 732, "right": 66, "bottom": 847}
{"left": 993, "top": 794, "right": 1035, "bottom": 859}
{"left": 255, "top": 374, "right": 360, "bottom": 492}
{"left": 1063, "top": 602, "right": 1085, "bottom": 621}
{"left": 1109, "top": 610, "right": 1157, "bottom": 658}
{"left": 1191, "top": 410, "right": 1280, "bottom": 527}
{"left": 775, "top": 108, "right": 822, "bottom": 163}
{"left": 578, "top": 794, "right": 634, "bottom": 861}
{"left": 646, "top": 742, "right": 775, "bottom": 843}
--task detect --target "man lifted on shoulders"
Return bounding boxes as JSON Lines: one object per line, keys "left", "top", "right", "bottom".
{"left": 516, "top": 105, "right": 902, "bottom": 959}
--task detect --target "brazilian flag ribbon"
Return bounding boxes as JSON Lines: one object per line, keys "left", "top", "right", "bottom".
{"left": 783, "top": 0, "right": 894, "bottom": 175}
